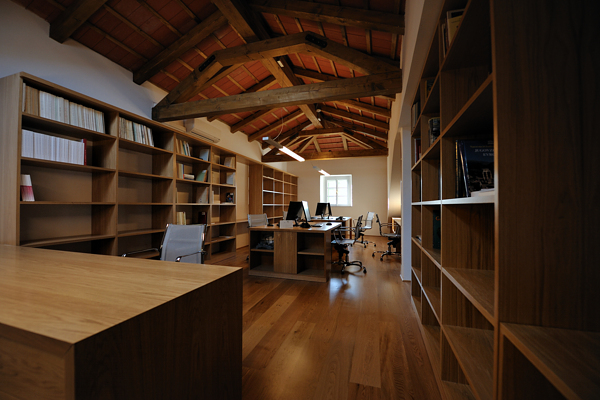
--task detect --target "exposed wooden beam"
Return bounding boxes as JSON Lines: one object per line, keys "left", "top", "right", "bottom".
{"left": 297, "top": 128, "right": 345, "bottom": 137}
{"left": 250, "top": 0, "right": 404, "bottom": 34}
{"left": 331, "top": 99, "right": 391, "bottom": 118}
{"left": 261, "top": 120, "right": 312, "bottom": 149}
{"left": 319, "top": 105, "right": 389, "bottom": 130}
{"left": 326, "top": 118, "right": 388, "bottom": 140}
{"left": 247, "top": 109, "right": 304, "bottom": 142}
{"left": 262, "top": 148, "right": 388, "bottom": 162}
{"left": 343, "top": 130, "right": 387, "bottom": 150}
{"left": 133, "top": 12, "right": 228, "bottom": 85}
{"left": 213, "top": 0, "right": 269, "bottom": 42}
{"left": 293, "top": 67, "right": 396, "bottom": 100}
{"left": 50, "top": 0, "right": 109, "bottom": 43}
{"left": 230, "top": 109, "right": 273, "bottom": 133}
{"left": 342, "top": 133, "right": 370, "bottom": 149}
{"left": 153, "top": 71, "right": 402, "bottom": 121}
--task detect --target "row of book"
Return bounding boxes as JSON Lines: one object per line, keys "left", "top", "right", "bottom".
{"left": 176, "top": 211, "right": 187, "bottom": 225}
{"left": 177, "top": 163, "right": 208, "bottom": 182}
{"left": 22, "top": 84, "right": 105, "bottom": 133}
{"left": 21, "top": 129, "right": 86, "bottom": 165}
{"left": 411, "top": 100, "right": 421, "bottom": 131}
{"left": 175, "top": 138, "right": 211, "bottom": 161}
{"left": 442, "top": 9, "right": 464, "bottom": 57}
{"left": 119, "top": 118, "right": 154, "bottom": 146}
{"left": 456, "top": 139, "right": 494, "bottom": 197}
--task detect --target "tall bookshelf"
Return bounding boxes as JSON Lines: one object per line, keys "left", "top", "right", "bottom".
{"left": 249, "top": 164, "right": 298, "bottom": 224}
{"left": 0, "top": 72, "right": 276, "bottom": 262}
{"left": 409, "top": 0, "right": 599, "bottom": 400}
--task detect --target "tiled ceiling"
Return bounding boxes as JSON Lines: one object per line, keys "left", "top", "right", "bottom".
{"left": 13, "top": 0, "right": 405, "bottom": 161}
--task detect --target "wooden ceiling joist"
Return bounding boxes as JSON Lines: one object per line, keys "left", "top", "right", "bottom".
{"left": 319, "top": 105, "right": 389, "bottom": 130}
{"left": 247, "top": 109, "right": 304, "bottom": 141}
{"left": 153, "top": 70, "right": 402, "bottom": 121}
{"left": 250, "top": 0, "right": 405, "bottom": 35}
{"left": 262, "top": 148, "right": 388, "bottom": 162}
{"left": 156, "top": 31, "right": 399, "bottom": 107}
{"left": 50, "top": 0, "right": 109, "bottom": 43}
{"left": 261, "top": 120, "right": 312, "bottom": 149}
{"left": 230, "top": 109, "right": 273, "bottom": 133}
{"left": 297, "top": 128, "right": 345, "bottom": 137}
{"left": 327, "top": 118, "right": 388, "bottom": 140}
{"left": 343, "top": 131, "right": 387, "bottom": 150}
{"left": 133, "top": 11, "right": 228, "bottom": 85}
{"left": 330, "top": 99, "right": 391, "bottom": 118}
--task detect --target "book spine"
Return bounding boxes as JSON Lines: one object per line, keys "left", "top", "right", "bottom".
{"left": 20, "top": 174, "right": 35, "bottom": 201}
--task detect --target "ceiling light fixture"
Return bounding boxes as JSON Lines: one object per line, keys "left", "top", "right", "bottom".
{"left": 313, "top": 165, "right": 330, "bottom": 176}
{"left": 263, "top": 137, "right": 305, "bottom": 162}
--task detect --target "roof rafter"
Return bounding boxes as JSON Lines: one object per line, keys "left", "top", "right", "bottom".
{"left": 326, "top": 118, "right": 388, "bottom": 140}
{"left": 133, "top": 11, "right": 228, "bottom": 85}
{"left": 50, "top": 0, "right": 109, "bottom": 43}
{"left": 153, "top": 71, "right": 402, "bottom": 121}
{"left": 250, "top": 0, "right": 405, "bottom": 34}
{"left": 320, "top": 105, "right": 388, "bottom": 130}
{"left": 262, "top": 148, "right": 388, "bottom": 162}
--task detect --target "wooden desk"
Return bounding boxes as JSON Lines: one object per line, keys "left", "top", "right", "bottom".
{"left": 0, "top": 245, "right": 242, "bottom": 400}
{"left": 249, "top": 223, "right": 341, "bottom": 282}
{"left": 392, "top": 217, "right": 402, "bottom": 233}
{"left": 311, "top": 216, "right": 353, "bottom": 237}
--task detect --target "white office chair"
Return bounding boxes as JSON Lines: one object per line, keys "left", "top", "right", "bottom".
{"left": 248, "top": 213, "right": 268, "bottom": 227}
{"left": 356, "top": 211, "right": 376, "bottom": 248}
{"left": 122, "top": 224, "right": 206, "bottom": 263}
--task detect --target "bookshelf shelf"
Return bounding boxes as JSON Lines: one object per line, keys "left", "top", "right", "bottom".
{"left": 20, "top": 234, "right": 116, "bottom": 247}
{"left": 22, "top": 114, "right": 115, "bottom": 141}
{"left": 118, "top": 138, "right": 171, "bottom": 155}
{"left": 21, "top": 158, "right": 115, "bottom": 173}
{"left": 249, "top": 164, "right": 298, "bottom": 224}
{"left": 117, "top": 228, "right": 166, "bottom": 237}
{"left": 409, "top": 0, "right": 598, "bottom": 398}
{"left": 119, "top": 171, "right": 171, "bottom": 180}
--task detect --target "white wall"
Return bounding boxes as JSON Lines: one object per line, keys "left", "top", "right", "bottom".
{"left": 0, "top": 0, "right": 264, "bottom": 162}
{"left": 286, "top": 157, "right": 388, "bottom": 235}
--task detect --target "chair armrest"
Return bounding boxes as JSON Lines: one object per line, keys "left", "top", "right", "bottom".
{"left": 175, "top": 250, "right": 207, "bottom": 263}
{"left": 121, "top": 248, "right": 160, "bottom": 258}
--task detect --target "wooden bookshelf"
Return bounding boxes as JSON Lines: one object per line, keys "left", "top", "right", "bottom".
{"left": 249, "top": 164, "right": 298, "bottom": 223}
{"left": 0, "top": 72, "right": 296, "bottom": 262}
{"left": 409, "top": 0, "right": 599, "bottom": 399}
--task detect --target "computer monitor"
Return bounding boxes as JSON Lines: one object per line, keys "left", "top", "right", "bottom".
{"left": 301, "top": 200, "right": 311, "bottom": 222}
{"left": 315, "top": 202, "right": 332, "bottom": 217}
{"left": 286, "top": 201, "right": 304, "bottom": 221}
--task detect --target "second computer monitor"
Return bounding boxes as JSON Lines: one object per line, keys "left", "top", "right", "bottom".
{"left": 301, "top": 200, "right": 311, "bottom": 222}
{"left": 315, "top": 202, "right": 332, "bottom": 217}
{"left": 286, "top": 201, "right": 304, "bottom": 221}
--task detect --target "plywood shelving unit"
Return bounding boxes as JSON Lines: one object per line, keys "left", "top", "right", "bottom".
{"left": 249, "top": 163, "right": 298, "bottom": 223}
{"left": 409, "top": 0, "right": 599, "bottom": 399}
{"left": 0, "top": 72, "right": 297, "bottom": 263}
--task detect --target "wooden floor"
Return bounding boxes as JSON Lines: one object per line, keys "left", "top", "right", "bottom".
{"left": 213, "top": 236, "right": 442, "bottom": 400}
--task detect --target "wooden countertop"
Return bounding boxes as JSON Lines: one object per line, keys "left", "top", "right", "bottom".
{"left": 0, "top": 245, "right": 240, "bottom": 346}
{"left": 249, "top": 222, "right": 341, "bottom": 232}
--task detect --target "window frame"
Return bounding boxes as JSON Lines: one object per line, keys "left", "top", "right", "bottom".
{"left": 320, "top": 174, "right": 353, "bottom": 207}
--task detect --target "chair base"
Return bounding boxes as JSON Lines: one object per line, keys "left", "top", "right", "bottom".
{"left": 372, "top": 239, "right": 401, "bottom": 261}
{"left": 335, "top": 260, "right": 367, "bottom": 274}
{"left": 355, "top": 236, "right": 375, "bottom": 248}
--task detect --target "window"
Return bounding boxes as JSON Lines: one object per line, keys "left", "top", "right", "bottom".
{"left": 320, "top": 175, "right": 352, "bottom": 206}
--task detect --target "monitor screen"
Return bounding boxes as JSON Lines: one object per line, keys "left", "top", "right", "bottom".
{"left": 286, "top": 201, "right": 304, "bottom": 220}
{"left": 301, "top": 200, "right": 311, "bottom": 222}
{"left": 315, "top": 202, "right": 332, "bottom": 217}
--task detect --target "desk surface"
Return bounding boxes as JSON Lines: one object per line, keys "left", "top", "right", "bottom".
{"left": 250, "top": 222, "right": 341, "bottom": 232}
{"left": 312, "top": 216, "right": 351, "bottom": 222}
{"left": 0, "top": 245, "right": 240, "bottom": 345}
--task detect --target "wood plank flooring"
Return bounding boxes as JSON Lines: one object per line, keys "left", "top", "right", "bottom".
{"left": 212, "top": 236, "right": 442, "bottom": 400}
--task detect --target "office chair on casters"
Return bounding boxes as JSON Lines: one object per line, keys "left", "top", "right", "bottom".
{"left": 356, "top": 211, "right": 376, "bottom": 248}
{"left": 122, "top": 224, "right": 206, "bottom": 263}
{"left": 372, "top": 214, "right": 401, "bottom": 261}
{"left": 332, "top": 215, "right": 367, "bottom": 274}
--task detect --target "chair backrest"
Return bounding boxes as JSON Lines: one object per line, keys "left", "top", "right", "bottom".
{"left": 352, "top": 215, "right": 363, "bottom": 242}
{"left": 248, "top": 213, "right": 268, "bottom": 227}
{"left": 363, "top": 211, "right": 375, "bottom": 230}
{"left": 160, "top": 224, "right": 206, "bottom": 263}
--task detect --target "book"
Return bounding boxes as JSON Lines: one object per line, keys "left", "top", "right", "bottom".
{"left": 223, "top": 156, "right": 234, "bottom": 167}
{"left": 119, "top": 118, "right": 154, "bottom": 146}
{"left": 198, "top": 148, "right": 210, "bottom": 161}
{"left": 176, "top": 211, "right": 187, "bottom": 225}
{"left": 184, "top": 173, "right": 195, "bottom": 180}
{"left": 20, "top": 174, "right": 35, "bottom": 201}
{"left": 457, "top": 139, "right": 494, "bottom": 196}
{"left": 414, "top": 138, "right": 421, "bottom": 164}
{"left": 196, "top": 169, "right": 207, "bottom": 182}
{"left": 447, "top": 9, "right": 465, "bottom": 45}
{"left": 23, "top": 130, "right": 85, "bottom": 165}
{"left": 428, "top": 117, "right": 440, "bottom": 146}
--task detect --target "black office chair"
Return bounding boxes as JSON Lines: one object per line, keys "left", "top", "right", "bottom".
{"left": 332, "top": 215, "right": 366, "bottom": 274}
{"left": 356, "top": 211, "right": 376, "bottom": 248}
{"left": 122, "top": 224, "right": 206, "bottom": 263}
{"left": 372, "top": 214, "right": 401, "bottom": 261}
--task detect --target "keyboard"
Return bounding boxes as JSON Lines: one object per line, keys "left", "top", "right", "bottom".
{"left": 311, "top": 224, "right": 322, "bottom": 228}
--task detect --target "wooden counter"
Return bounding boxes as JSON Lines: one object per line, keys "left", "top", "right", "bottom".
{"left": 249, "top": 223, "right": 340, "bottom": 282}
{"left": 0, "top": 245, "right": 242, "bottom": 400}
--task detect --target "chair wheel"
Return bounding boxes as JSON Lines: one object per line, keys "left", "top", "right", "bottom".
{"left": 380, "top": 257, "right": 383, "bottom": 261}
{"left": 372, "top": 253, "right": 375, "bottom": 257}
{"left": 363, "top": 268, "right": 367, "bottom": 274}
{"left": 364, "top": 244, "right": 367, "bottom": 248}
{"left": 374, "top": 244, "right": 376, "bottom": 247}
